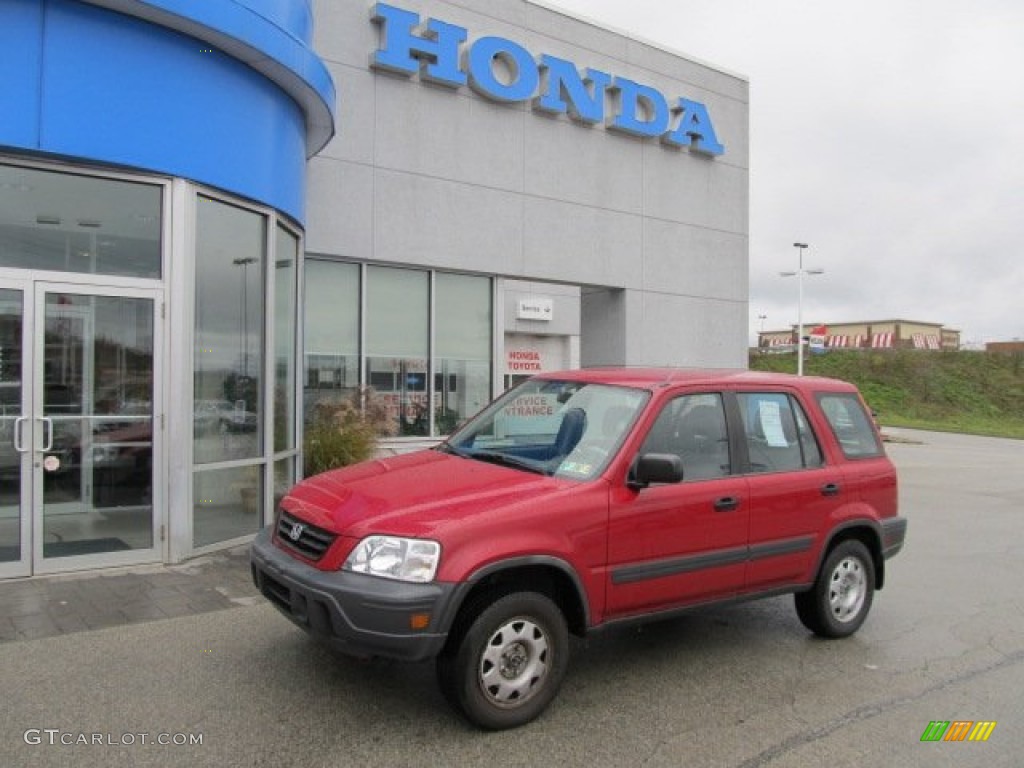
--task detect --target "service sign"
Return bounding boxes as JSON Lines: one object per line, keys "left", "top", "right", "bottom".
{"left": 370, "top": 3, "right": 725, "bottom": 156}
{"left": 516, "top": 298, "right": 553, "bottom": 322}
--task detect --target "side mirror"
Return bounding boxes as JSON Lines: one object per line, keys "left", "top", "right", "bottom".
{"left": 628, "top": 453, "right": 684, "bottom": 490}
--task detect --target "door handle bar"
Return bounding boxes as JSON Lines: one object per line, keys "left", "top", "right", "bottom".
{"left": 40, "top": 416, "right": 54, "bottom": 452}
{"left": 13, "top": 416, "right": 28, "bottom": 453}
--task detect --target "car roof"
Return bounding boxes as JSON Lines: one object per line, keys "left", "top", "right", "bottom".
{"left": 535, "top": 367, "right": 857, "bottom": 393}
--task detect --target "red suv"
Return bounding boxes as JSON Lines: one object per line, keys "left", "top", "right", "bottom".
{"left": 251, "top": 369, "right": 906, "bottom": 729}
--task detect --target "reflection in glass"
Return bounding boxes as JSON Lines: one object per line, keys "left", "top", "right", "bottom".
{"left": 0, "top": 290, "right": 23, "bottom": 562}
{"left": 303, "top": 260, "right": 359, "bottom": 426}
{"left": 0, "top": 164, "right": 161, "bottom": 278}
{"left": 274, "top": 227, "right": 298, "bottom": 454}
{"left": 435, "top": 274, "right": 491, "bottom": 434}
{"left": 366, "top": 267, "right": 428, "bottom": 436}
{"left": 274, "top": 457, "right": 295, "bottom": 512}
{"left": 194, "top": 196, "right": 265, "bottom": 463}
{"left": 42, "top": 293, "right": 155, "bottom": 558}
{"left": 193, "top": 465, "right": 262, "bottom": 548}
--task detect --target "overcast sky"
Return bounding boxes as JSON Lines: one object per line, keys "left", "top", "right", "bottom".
{"left": 549, "top": 0, "right": 1024, "bottom": 346}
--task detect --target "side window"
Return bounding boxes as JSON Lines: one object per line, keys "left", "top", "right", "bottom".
{"left": 817, "top": 393, "right": 883, "bottom": 458}
{"left": 739, "top": 392, "right": 823, "bottom": 473}
{"left": 639, "top": 393, "right": 730, "bottom": 480}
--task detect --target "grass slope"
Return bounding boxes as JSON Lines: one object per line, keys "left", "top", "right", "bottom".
{"left": 750, "top": 349, "right": 1024, "bottom": 439}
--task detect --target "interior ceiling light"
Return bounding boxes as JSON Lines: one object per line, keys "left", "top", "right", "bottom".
{"left": 77, "top": 219, "right": 102, "bottom": 228}
{"left": 36, "top": 215, "right": 61, "bottom": 225}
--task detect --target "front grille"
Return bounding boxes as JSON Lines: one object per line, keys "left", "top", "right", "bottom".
{"left": 275, "top": 509, "right": 337, "bottom": 561}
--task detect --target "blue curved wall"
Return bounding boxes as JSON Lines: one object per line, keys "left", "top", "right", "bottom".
{"left": 0, "top": 0, "right": 336, "bottom": 224}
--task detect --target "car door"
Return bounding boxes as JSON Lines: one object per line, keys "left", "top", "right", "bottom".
{"left": 605, "top": 392, "right": 748, "bottom": 618}
{"left": 736, "top": 390, "right": 844, "bottom": 590}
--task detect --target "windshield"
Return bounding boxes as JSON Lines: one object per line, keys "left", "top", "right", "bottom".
{"left": 441, "top": 378, "right": 649, "bottom": 480}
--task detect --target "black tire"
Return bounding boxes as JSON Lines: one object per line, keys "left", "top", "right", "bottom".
{"left": 437, "top": 591, "right": 569, "bottom": 730}
{"left": 795, "top": 539, "right": 875, "bottom": 638}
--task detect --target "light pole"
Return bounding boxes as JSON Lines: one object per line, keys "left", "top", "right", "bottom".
{"left": 780, "top": 242, "right": 823, "bottom": 376}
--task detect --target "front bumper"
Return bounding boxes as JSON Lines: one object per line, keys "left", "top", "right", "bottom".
{"left": 250, "top": 527, "right": 456, "bottom": 662}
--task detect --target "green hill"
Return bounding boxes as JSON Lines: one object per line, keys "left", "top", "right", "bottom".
{"left": 750, "top": 349, "right": 1024, "bottom": 439}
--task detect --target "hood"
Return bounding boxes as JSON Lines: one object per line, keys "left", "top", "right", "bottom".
{"left": 281, "top": 449, "right": 574, "bottom": 539}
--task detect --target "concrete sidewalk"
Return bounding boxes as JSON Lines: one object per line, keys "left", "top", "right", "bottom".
{"left": 0, "top": 545, "right": 259, "bottom": 643}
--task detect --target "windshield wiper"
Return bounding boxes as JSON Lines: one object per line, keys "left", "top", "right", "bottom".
{"left": 435, "top": 443, "right": 468, "bottom": 458}
{"left": 467, "top": 450, "right": 548, "bottom": 475}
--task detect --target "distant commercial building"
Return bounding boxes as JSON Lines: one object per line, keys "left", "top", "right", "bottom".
{"left": 986, "top": 341, "right": 1024, "bottom": 354}
{"left": 759, "top": 320, "right": 961, "bottom": 352}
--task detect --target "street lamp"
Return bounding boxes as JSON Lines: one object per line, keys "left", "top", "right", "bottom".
{"left": 779, "top": 242, "right": 824, "bottom": 376}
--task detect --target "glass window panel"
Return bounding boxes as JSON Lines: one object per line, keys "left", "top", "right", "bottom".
{"left": 0, "top": 164, "right": 161, "bottom": 278}
{"left": 640, "top": 393, "right": 730, "bottom": 480}
{"left": 194, "top": 196, "right": 265, "bottom": 463}
{"left": 366, "top": 267, "right": 428, "bottom": 436}
{"left": 435, "top": 274, "right": 491, "bottom": 434}
{"left": 817, "top": 393, "right": 884, "bottom": 458}
{"left": 193, "top": 465, "right": 262, "bottom": 548}
{"left": 739, "top": 392, "right": 807, "bottom": 473}
{"left": 0, "top": 289, "right": 23, "bottom": 562}
{"left": 366, "top": 267, "right": 428, "bottom": 357}
{"left": 274, "top": 227, "right": 298, "bottom": 453}
{"left": 40, "top": 293, "right": 155, "bottom": 557}
{"left": 304, "top": 260, "right": 359, "bottom": 426}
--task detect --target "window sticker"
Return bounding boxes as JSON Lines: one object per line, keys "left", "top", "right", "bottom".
{"left": 758, "top": 400, "right": 789, "bottom": 447}
{"left": 557, "top": 460, "right": 593, "bottom": 477}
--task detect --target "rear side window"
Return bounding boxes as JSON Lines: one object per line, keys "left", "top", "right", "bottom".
{"left": 738, "top": 393, "right": 824, "bottom": 473}
{"left": 817, "top": 393, "right": 883, "bottom": 458}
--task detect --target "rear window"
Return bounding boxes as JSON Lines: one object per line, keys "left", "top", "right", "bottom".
{"left": 816, "top": 393, "right": 883, "bottom": 458}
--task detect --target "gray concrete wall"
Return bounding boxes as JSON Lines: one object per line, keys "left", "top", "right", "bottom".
{"left": 307, "top": 0, "right": 749, "bottom": 368}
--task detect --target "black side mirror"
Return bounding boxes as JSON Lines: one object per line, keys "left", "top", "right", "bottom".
{"left": 628, "top": 453, "right": 684, "bottom": 490}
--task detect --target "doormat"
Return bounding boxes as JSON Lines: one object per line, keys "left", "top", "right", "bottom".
{"left": 43, "top": 538, "right": 132, "bottom": 558}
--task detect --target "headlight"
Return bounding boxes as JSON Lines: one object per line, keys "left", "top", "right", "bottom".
{"left": 343, "top": 536, "right": 441, "bottom": 583}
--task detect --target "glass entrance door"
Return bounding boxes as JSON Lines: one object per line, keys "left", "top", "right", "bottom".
{"left": 0, "top": 280, "right": 162, "bottom": 576}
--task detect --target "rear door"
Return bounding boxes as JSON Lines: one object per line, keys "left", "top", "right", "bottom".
{"left": 736, "top": 390, "right": 844, "bottom": 590}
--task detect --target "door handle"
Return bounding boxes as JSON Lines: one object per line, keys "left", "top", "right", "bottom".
{"left": 821, "top": 482, "right": 841, "bottom": 497}
{"left": 39, "top": 416, "right": 54, "bottom": 452}
{"left": 13, "top": 416, "right": 28, "bottom": 453}
{"left": 714, "top": 496, "right": 740, "bottom": 512}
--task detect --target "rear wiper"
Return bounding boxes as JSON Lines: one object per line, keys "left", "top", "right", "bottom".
{"left": 467, "top": 450, "right": 548, "bottom": 475}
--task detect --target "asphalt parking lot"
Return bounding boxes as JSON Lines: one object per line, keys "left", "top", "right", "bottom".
{"left": 2, "top": 429, "right": 1022, "bottom": 767}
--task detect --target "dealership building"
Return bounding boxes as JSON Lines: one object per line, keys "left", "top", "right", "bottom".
{"left": 0, "top": 0, "right": 749, "bottom": 577}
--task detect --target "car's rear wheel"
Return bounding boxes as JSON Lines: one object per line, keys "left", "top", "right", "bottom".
{"left": 795, "top": 539, "right": 875, "bottom": 638}
{"left": 437, "top": 591, "right": 569, "bottom": 730}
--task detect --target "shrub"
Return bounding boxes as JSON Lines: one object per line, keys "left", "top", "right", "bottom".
{"left": 303, "top": 388, "right": 393, "bottom": 477}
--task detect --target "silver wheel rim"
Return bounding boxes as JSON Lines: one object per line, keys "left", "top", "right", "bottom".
{"left": 829, "top": 555, "right": 867, "bottom": 623}
{"left": 478, "top": 617, "right": 550, "bottom": 708}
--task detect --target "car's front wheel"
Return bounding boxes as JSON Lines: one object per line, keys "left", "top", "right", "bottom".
{"left": 795, "top": 539, "right": 875, "bottom": 638}
{"left": 437, "top": 591, "right": 569, "bottom": 730}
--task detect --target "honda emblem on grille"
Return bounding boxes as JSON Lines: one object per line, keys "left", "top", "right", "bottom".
{"left": 288, "top": 522, "right": 305, "bottom": 541}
